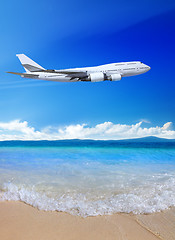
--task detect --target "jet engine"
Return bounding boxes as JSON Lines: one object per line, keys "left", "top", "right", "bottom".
{"left": 89, "top": 72, "right": 104, "bottom": 82}
{"left": 108, "top": 73, "right": 121, "bottom": 81}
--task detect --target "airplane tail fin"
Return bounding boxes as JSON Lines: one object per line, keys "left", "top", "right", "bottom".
{"left": 16, "top": 54, "right": 45, "bottom": 72}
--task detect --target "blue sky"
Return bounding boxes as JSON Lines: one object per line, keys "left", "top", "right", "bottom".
{"left": 0, "top": 0, "right": 175, "bottom": 139}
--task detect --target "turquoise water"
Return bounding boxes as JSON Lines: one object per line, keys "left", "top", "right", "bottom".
{"left": 0, "top": 140, "right": 175, "bottom": 217}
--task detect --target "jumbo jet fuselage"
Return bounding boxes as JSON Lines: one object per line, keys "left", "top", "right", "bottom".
{"left": 8, "top": 54, "right": 151, "bottom": 82}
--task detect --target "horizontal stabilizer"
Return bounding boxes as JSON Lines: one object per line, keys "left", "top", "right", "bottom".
{"left": 7, "top": 72, "right": 39, "bottom": 78}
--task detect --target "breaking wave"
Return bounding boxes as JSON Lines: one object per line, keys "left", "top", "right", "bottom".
{"left": 1, "top": 177, "right": 175, "bottom": 217}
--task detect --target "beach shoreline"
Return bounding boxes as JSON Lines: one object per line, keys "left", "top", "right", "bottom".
{"left": 1, "top": 201, "right": 174, "bottom": 240}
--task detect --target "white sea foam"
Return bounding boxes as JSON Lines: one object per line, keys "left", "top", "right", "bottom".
{"left": 1, "top": 177, "right": 175, "bottom": 217}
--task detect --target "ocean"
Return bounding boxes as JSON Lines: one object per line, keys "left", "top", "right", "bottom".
{"left": 0, "top": 139, "right": 175, "bottom": 217}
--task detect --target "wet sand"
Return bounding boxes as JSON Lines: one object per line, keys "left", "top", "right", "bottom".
{"left": 0, "top": 201, "right": 164, "bottom": 240}
{"left": 136, "top": 208, "right": 175, "bottom": 240}
{"left": 0, "top": 201, "right": 174, "bottom": 240}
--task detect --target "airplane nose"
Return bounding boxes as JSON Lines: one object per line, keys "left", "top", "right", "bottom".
{"left": 145, "top": 64, "right": 151, "bottom": 71}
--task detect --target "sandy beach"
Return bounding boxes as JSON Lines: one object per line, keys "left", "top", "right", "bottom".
{"left": 1, "top": 201, "right": 174, "bottom": 240}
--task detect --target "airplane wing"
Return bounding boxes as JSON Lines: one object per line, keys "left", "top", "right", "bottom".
{"left": 36, "top": 69, "right": 89, "bottom": 79}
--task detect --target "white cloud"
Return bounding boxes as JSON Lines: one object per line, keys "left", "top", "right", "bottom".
{"left": 0, "top": 120, "right": 174, "bottom": 141}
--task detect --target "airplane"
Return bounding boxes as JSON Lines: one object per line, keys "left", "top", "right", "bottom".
{"left": 7, "top": 54, "right": 151, "bottom": 82}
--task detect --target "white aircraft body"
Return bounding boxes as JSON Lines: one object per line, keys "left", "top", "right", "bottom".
{"left": 8, "top": 54, "right": 151, "bottom": 82}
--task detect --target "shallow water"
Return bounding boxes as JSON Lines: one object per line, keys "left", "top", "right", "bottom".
{"left": 0, "top": 140, "right": 175, "bottom": 217}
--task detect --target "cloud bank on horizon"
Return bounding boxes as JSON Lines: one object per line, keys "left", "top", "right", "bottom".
{"left": 0, "top": 120, "right": 174, "bottom": 141}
